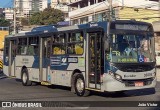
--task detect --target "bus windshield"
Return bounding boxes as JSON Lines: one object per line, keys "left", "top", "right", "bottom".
{"left": 109, "top": 33, "right": 155, "bottom": 63}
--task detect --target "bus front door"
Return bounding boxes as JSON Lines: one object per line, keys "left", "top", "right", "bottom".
{"left": 88, "top": 32, "right": 104, "bottom": 89}
{"left": 8, "top": 40, "right": 16, "bottom": 77}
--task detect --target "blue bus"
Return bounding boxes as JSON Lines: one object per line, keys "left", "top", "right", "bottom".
{"left": 3, "top": 20, "right": 156, "bottom": 96}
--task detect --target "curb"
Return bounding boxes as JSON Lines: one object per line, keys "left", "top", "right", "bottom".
{"left": 0, "top": 73, "right": 7, "bottom": 79}
{"left": 0, "top": 76, "right": 7, "bottom": 79}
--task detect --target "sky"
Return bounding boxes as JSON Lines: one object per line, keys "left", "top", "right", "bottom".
{"left": 0, "top": 0, "right": 51, "bottom": 8}
{"left": 0, "top": 0, "right": 12, "bottom": 8}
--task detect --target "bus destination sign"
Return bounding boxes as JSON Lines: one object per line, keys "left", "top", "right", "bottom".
{"left": 115, "top": 24, "right": 148, "bottom": 31}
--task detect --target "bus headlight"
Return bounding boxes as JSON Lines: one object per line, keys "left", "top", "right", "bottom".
{"left": 109, "top": 71, "right": 114, "bottom": 77}
{"left": 115, "top": 74, "right": 122, "bottom": 82}
{"left": 109, "top": 71, "right": 122, "bottom": 82}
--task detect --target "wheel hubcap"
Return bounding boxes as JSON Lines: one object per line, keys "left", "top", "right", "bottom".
{"left": 76, "top": 78, "right": 84, "bottom": 93}
{"left": 22, "top": 72, "right": 27, "bottom": 83}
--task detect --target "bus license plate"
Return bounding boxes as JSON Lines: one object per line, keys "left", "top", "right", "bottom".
{"left": 135, "top": 82, "right": 144, "bottom": 87}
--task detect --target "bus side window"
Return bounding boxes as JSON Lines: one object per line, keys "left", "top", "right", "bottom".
{"left": 52, "top": 34, "right": 66, "bottom": 55}
{"left": 67, "top": 32, "right": 83, "bottom": 55}
{"left": 17, "top": 38, "right": 27, "bottom": 55}
{"left": 12, "top": 40, "right": 17, "bottom": 57}
{"left": 27, "top": 37, "right": 39, "bottom": 55}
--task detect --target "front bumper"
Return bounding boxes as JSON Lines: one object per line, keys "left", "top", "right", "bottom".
{"left": 102, "top": 74, "right": 157, "bottom": 92}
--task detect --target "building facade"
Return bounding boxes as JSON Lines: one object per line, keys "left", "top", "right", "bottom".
{"left": 4, "top": 8, "right": 14, "bottom": 20}
{"left": 68, "top": 0, "right": 160, "bottom": 25}
{"left": 15, "top": 0, "right": 48, "bottom": 18}
{"left": 51, "top": 0, "right": 70, "bottom": 21}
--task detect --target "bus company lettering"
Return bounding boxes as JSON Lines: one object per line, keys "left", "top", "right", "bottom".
{"left": 67, "top": 57, "right": 78, "bottom": 63}
{"left": 124, "top": 74, "right": 136, "bottom": 78}
{"left": 90, "top": 23, "right": 98, "bottom": 27}
{"left": 22, "top": 58, "right": 29, "bottom": 64}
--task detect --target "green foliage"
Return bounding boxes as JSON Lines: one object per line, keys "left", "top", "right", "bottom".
{"left": 21, "top": 18, "right": 29, "bottom": 26}
{"left": 0, "top": 18, "right": 10, "bottom": 27}
{"left": 30, "top": 8, "right": 65, "bottom": 25}
{"left": 30, "top": 12, "right": 41, "bottom": 25}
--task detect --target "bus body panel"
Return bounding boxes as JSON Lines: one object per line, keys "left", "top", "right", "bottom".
{"left": 28, "top": 68, "right": 40, "bottom": 82}
{"left": 49, "top": 55, "right": 86, "bottom": 86}
{"left": 42, "top": 68, "right": 48, "bottom": 81}
{"left": 3, "top": 65, "right": 9, "bottom": 76}
{"left": 50, "top": 70, "right": 72, "bottom": 87}
{"left": 15, "top": 55, "right": 40, "bottom": 82}
{"left": 15, "top": 66, "right": 21, "bottom": 79}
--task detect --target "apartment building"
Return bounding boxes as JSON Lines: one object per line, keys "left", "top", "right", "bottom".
{"left": 0, "top": 8, "right": 4, "bottom": 14}
{"left": 15, "top": 0, "right": 48, "bottom": 18}
{"left": 4, "top": 8, "right": 14, "bottom": 20}
{"left": 68, "top": 0, "right": 160, "bottom": 25}
{"left": 51, "top": 0, "right": 70, "bottom": 21}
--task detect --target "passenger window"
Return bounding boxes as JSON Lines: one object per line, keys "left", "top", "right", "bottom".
{"left": 17, "top": 38, "right": 27, "bottom": 55}
{"left": 27, "top": 37, "right": 39, "bottom": 55}
{"left": 67, "top": 32, "right": 84, "bottom": 55}
{"left": 52, "top": 34, "right": 66, "bottom": 55}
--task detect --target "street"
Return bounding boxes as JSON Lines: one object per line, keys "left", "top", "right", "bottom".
{"left": 0, "top": 69, "right": 160, "bottom": 110}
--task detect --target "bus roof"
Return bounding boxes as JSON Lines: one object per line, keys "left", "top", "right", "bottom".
{"left": 6, "top": 20, "right": 153, "bottom": 38}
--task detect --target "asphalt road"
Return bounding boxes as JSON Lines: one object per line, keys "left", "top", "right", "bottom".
{"left": 0, "top": 69, "right": 160, "bottom": 110}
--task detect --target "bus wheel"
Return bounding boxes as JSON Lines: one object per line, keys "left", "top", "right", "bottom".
{"left": 73, "top": 73, "right": 90, "bottom": 97}
{"left": 21, "top": 68, "right": 32, "bottom": 86}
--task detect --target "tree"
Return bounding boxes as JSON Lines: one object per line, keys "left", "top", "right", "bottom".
{"left": 29, "top": 8, "right": 65, "bottom": 25}
{"left": 0, "top": 19, "right": 10, "bottom": 27}
{"left": 21, "top": 18, "right": 29, "bottom": 26}
{"left": 29, "top": 12, "right": 41, "bottom": 25}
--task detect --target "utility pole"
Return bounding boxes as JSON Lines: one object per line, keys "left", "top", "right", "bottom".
{"left": 13, "top": 0, "right": 16, "bottom": 34}
{"left": 107, "top": 0, "right": 112, "bottom": 37}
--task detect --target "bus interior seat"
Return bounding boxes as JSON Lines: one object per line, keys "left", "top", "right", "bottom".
{"left": 75, "top": 45, "right": 83, "bottom": 54}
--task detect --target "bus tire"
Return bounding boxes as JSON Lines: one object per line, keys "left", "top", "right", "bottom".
{"left": 21, "top": 68, "right": 32, "bottom": 86}
{"left": 73, "top": 73, "right": 90, "bottom": 97}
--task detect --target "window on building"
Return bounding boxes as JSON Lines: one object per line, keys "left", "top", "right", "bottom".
{"left": 92, "top": 12, "right": 106, "bottom": 22}
{"left": 72, "top": 19, "right": 79, "bottom": 25}
{"left": 80, "top": 16, "right": 88, "bottom": 24}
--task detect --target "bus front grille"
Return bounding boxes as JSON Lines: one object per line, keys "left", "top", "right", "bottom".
{"left": 120, "top": 65, "right": 153, "bottom": 72}
{"left": 123, "top": 78, "right": 154, "bottom": 87}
